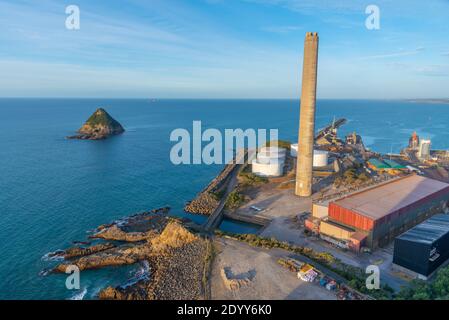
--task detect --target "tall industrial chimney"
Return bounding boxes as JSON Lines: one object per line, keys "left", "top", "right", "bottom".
{"left": 295, "top": 32, "right": 319, "bottom": 197}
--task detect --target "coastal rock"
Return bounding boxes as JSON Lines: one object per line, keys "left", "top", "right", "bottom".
{"left": 91, "top": 225, "right": 153, "bottom": 242}
{"left": 48, "top": 243, "right": 116, "bottom": 259}
{"left": 53, "top": 244, "right": 151, "bottom": 273}
{"left": 45, "top": 211, "right": 209, "bottom": 300}
{"left": 67, "top": 108, "right": 125, "bottom": 140}
{"left": 98, "top": 222, "right": 207, "bottom": 300}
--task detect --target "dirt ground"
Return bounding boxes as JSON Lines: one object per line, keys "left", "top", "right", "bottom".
{"left": 210, "top": 238, "right": 337, "bottom": 300}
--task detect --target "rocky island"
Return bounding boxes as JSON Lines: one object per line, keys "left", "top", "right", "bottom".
{"left": 67, "top": 108, "right": 125, "bottom": 140}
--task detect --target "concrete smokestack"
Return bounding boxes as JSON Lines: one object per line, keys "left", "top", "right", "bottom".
{"left": 295, "top": 32, "right": 319, "bottom": 197}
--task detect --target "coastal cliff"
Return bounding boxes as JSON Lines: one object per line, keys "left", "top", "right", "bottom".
{"left": 68, "top": 108, "right": 125, "bottom": 140}
{"left": 43, "top": 208, "right": 210, "bottom": 300}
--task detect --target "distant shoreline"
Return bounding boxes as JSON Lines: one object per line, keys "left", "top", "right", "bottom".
{"left": 406, "top": 99, "right": 449, "bottom": 105}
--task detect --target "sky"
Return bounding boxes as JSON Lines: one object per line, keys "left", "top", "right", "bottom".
{"left": 0, "top": 0, "right": 448, "bottom": 99}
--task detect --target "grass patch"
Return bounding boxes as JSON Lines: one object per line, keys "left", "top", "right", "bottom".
{"left": 201, "top": 239, "right": 216, "bottom": 300}
{"left": 225, "top": 191, "right": 246, "bottom": 210}
{"left": 238, "top": 172, "right": 268, "bottom": 187}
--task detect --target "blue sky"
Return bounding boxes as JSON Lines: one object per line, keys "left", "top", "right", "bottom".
{"left": 0, "top": 0, "right": 448, "bottom": 98}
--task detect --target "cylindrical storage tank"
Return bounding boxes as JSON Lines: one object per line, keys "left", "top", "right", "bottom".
{"left": 313, "top": 150, "right": 328, "bottom": 167}
{"left": 257, "top": 152, "right": 285, "bottom": 165}
{"left": 259, "top": 147, "right": 286, "bottom": 158}
{"left": 290, "top": 144, "right": 298, "bottom": 157}
{"left": 251, "top": 159, "right": 283, "bottom": 177}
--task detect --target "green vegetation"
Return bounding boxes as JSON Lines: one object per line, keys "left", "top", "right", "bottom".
{"left": 85, "top": 108, "right": 122, "bottom": 128}
{"left": 214, "top": 231, "right": 393, "bottom": 299}
{"left": 225, "top": 191, "right": 246, "bottom": 210}
{"left": 210, "top": 190, "right": 225, "bottom": 201}
{"left": 238, "top": 171, "right": 268, "bottom": 187}
{"left": 396, "top": 266, "right": 449, "bottom": 300}
{"left": 202, "top": 239, "right": 215, "bottom": 299}
{"left": 264, "top": 140, "right": 291, "bottom": 150}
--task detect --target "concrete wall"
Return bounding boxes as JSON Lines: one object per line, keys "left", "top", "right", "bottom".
{"left": 312, "top": 203, "right": 328, "bottom": 219}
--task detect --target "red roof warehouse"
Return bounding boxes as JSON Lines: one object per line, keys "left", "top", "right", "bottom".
{"left": 328, "top": 175, "right": 449, "bottom": 248}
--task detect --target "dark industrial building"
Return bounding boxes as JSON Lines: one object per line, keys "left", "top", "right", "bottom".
{"left": 327, "top": 174, "right": 449, "bottom": 249}
{"left": 393, "top": 214, "right": 449, "bottom": 279}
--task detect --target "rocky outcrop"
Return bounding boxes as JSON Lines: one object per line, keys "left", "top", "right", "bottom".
{"left": 99, "top": 240, "right": 207, "bottom": 300}
{"left": 53, "top": 243, "right": 152, "bottom": 273}
{"left": 45, "top": 211, "right": 209, "bottom": 300}
{"left": 48, "top": 243, "right": 115, "bottom": 260}
{"left": 91, "top": 225, "right": 153, "bottom": 242}
{"left": 67, "top": 108, "right": 125, "bottom": 140}
{"left": 185, "top": 163, "right": 238, "bottom": 215}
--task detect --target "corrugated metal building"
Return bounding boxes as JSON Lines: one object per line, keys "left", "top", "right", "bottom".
{"left": 328, "top": 175, "right": 449, "bottom": 248}
{"left": 393, "top": 214, "right": 449, "bottom": 278}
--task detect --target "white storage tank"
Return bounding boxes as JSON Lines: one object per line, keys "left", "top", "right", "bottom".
{"left": 251, "top": 146, "right": 286, "bottom": 177}
{"left": 313, "top": 150, "right": 328, "bottom": 167}
{"left": 259, "top": 147, "right": 286, "bottom": 158}
{"left": 290, "top": 144, "right": 298, "bottom": 157}
{"left": 251, "top": 159, "right": 283, "bottom": 177}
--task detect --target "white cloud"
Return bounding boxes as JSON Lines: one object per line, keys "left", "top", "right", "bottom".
{"left": 359, "top": 47, "right": 425, "bottom": 60}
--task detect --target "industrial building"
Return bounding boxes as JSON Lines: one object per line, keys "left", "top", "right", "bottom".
{"left": 328, "top": 175, "right": 449, "bottom": 249}
{"left": 308, "top": 175, "right": 449, "bottom": 250}
{"left": 393, "top": 214, "right": 449, "bottom": 279}
{"left": 418, "top": 139, "right": 431, "bottom": 159}
{"left": 408, "top": 132, "right": 420, "bottom": 150}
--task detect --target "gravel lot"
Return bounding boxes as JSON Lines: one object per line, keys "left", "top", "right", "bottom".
{"left": 210, "top": 238, "right": 337, "bottom": 300}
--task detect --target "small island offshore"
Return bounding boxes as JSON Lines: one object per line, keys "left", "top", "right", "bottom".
{"left": 68, "top": 108, "right": 125, "bottom": 140}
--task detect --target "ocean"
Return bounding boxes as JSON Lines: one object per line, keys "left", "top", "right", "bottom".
{"left": 1, "top": 98, "right": 449, "bottom": 299}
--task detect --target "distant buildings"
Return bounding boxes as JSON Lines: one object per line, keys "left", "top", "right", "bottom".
{"left": 346, "top": 132, "right": 362, "bottom": 145}
{"left": 408, "top": 131, "right": 420, "bottom": 150}
{"left": 418, "top": 139, "right": 431, "bottom": 159}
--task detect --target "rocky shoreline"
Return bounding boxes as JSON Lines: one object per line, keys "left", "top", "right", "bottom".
{"left": 43, "top": 207, "right": 210, "bottom": 300}
{"left": 184, "top": 162, "right": 239, "bottom": 215}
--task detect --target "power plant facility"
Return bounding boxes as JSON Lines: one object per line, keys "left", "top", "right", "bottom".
{"left": 393, "top": 214, "right": 449, "bottom": 279}
{"left": 307, "top": 174, "right": 449, "bottom": 250}
{"left": 296, "top": 32, "right": 319, "bottom": 197}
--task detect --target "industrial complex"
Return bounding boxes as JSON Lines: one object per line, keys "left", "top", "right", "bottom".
{"left": 185, "top": 32, "right": 449, "bottom": 301}
{"left": 250, "top": 32, "right": 449, "bottom": 286}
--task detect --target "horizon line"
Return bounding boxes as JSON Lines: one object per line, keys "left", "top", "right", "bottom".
{"left": 0, "top": 97, "right": 448, "bottom": 101}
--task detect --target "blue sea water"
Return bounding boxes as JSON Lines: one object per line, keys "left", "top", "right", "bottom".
{"left": 1, "top": 98, "right": 449, "bottom": 300}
